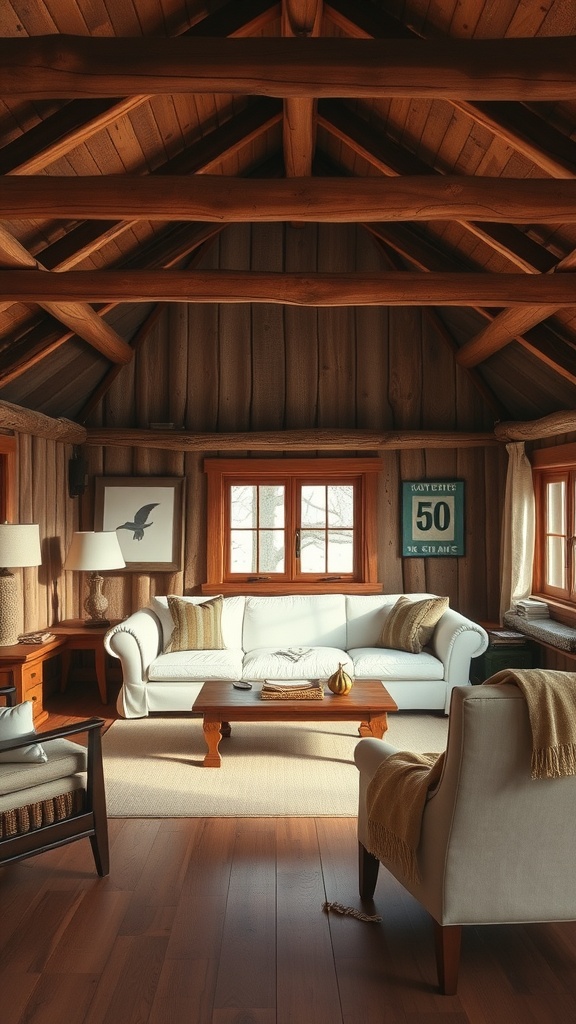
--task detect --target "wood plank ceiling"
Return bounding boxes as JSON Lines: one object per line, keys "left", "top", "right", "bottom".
{"left": 0, "top": 0, "right": 575, "bottom": 423}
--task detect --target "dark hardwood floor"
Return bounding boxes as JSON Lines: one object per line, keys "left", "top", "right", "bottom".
{"left": 2, "top": 676, "right": 576, "bottom": 1023}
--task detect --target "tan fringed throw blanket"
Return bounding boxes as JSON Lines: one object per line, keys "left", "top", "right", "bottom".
{"left": 366, "top": 749, "right": 444, "bottom": 884}
{"left": 483, "top": 668, "right": 576, "bottom": 779}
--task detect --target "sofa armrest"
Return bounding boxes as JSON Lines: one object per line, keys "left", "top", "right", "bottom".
{"left": 432, "top": 609, "right": 488, "bottom": 692}
{"left": 104, "top": 609, "right": 162, "bottom": 718}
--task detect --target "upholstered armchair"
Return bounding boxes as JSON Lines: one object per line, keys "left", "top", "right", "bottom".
{"left": 0, "top": 687, "right": 109, "bottom": 875}
{"left": 355, "top": 683, "right": 576, "bottom": 994}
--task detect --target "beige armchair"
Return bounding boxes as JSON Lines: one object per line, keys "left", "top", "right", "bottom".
{"left": 355, "top": 683, "right": 576, "bottom": 994}
{"left": 0, "top": 687, "right": 109, "bottom": 875}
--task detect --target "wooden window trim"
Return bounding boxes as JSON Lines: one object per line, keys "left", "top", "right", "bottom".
{"left": 202, "top": 457, "right": 383, "bottom": 596}
{"left": 532, "top": 444, "right": 576, "bottom": 627}
{"left": 0, "top": 435, "right": 17, "bottom": 523}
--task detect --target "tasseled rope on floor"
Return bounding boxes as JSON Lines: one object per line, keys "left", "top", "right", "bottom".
{"left": 322, "top": 900, "right": 382, "bottom": 922}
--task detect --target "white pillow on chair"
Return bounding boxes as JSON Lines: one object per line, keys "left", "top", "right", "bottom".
{"left": 0, "top": 702, "right": 47, "bottom": 763}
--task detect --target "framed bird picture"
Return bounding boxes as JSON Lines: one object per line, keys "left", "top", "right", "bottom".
{"left": 94, "top": 476, "right": 184, "bottom": 571}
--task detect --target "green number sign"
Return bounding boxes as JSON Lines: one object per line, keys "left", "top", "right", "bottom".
{"left": 402, "top": 481, "right": 465, "bottom": 557}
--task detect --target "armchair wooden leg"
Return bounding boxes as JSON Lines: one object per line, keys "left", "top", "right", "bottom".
{"left": 358, "top": 841, "right": 380, "bottom": 899}
{"left": 433, "top": 920, "right": 461, "bottom": 995}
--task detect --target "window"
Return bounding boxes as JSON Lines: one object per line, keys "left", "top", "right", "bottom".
{"left": 203, "top": 457, "right": 383, "bottom": 595}
{"left": 533, "top": 444, "right": 576, "bottom": 609}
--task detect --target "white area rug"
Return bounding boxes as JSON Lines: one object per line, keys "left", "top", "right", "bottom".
{"left": 102, "top": 712, "right": 448, "bottom": 817}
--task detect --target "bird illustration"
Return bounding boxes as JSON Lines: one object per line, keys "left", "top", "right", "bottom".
{"left": 117, "top": 502, "right": 159, "bottom": 541}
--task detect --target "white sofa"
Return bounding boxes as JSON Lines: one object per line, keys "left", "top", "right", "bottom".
{"left": 104, "top": 593, "right": 488, "bottom": 719}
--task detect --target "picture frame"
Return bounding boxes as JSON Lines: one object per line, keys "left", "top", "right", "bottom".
{"left": 402, "top": 480, "right": 465, "bottom": 557}
{"left": 94, "top": 476, "right": 184, "bottom": 571}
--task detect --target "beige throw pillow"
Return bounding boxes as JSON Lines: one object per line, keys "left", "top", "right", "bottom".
{"left": 163, "top": 595, "right": 225, "bottom": 653}
{"left": 378, "top": 595, "right": 449, "bottom": 654}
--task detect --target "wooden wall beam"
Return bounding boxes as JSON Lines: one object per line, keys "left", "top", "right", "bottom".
{"left": 2, "top": 175, "right": 576, "bottom": 222}
{"left": 0, "top": 37, "right": 574, "bottom": 101}
{"left": 495, "top": 411, "right": 576, "bottom": 442}
{"left": 3, "top": 269, "right": 576, "bottom": 306}
{"left": 0, "top": 400, "right": 86, "bottom": 443}
{"left": 85, "top": 427, "right": 499, "bottom": 451}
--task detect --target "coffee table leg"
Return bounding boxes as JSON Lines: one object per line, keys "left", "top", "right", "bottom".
{"left": 202, "top": 718, "right": 223, "bottom": 767}
{"left": 358, "top": 713, "right": 388, "bottom": 740}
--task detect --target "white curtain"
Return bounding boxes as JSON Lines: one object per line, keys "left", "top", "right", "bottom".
{"left": 499, "top": 441, "right": 535, "bottom": 623}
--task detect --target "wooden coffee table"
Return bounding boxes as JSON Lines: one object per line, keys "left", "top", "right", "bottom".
{"left": 192, "top": 679, "right": 398, "bottom": 767}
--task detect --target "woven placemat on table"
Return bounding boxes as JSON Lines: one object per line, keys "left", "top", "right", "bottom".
{"left": 260, "top": 681, "right": 324, "bottom": 700}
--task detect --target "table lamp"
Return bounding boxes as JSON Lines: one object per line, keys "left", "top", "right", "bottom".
{"left": 0, "top": 523, "right": 42, "bottom": 646}
{"left": 64, "top": 531, "right": 126, "bottom": 627}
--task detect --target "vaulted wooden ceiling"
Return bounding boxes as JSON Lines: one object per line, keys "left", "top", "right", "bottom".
{"left": 0, "top": 0, "right": 575, "bottom": 425}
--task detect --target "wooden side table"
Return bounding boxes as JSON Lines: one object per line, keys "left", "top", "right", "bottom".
{"left": 0, "top": 636, "right": 67, "bottom": 726}
{"left": 51, "top": 619, "right": 118, "bottom": 705}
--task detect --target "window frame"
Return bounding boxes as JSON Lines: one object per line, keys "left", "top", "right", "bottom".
{"left": 202, "top": 457, "right": 383, "bottom": 595}
{"left": 532, "top": 442, "right": 576, "bottom": 622}
{"left": 0, "top": 435, "right": 16, "bottom": 523}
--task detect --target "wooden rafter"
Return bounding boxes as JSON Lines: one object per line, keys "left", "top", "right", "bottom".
{"left": 325, "top": 0, "right": 576, "bottom": 179}
{"left": 0, "top": 225, "right": 133, "bottom": 364}
{"left": 317, "top": 101, "right": 559, "bottom": 273}
{"left": 3, "top": 269, "right": 576, "bottom": 306}
{"left": 1, "top": 37, "right": 574, "bottom": 101}
{"left": 281, "top": 0, "right": 322, "bottom": 179}
{"left": 0, "top": 0, "right": 278, "bottom": 177}
{"left": 2, "top": 176, "right": 576, "bottom": 222}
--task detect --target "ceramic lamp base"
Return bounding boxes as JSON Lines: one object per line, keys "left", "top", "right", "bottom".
{"left": 83, "top": 571, "right": 110, "bottom": 628}
{"left": 0, "top": 569, "right": 18, "bottom": 646}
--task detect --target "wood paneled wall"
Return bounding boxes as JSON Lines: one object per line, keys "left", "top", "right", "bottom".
{"left": 12, "top": 223, "right": 507, "bottom": 631}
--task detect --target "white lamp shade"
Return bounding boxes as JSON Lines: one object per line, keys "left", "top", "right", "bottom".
{"left": 0, "top": 523, "right": 42, "bottom": 568}
{"left": 65, "top": 531, "right": 126, "bottom": 572}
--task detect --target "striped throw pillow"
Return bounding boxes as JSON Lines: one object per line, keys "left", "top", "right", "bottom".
{"left": 163, "top": 595, "right": 225, "bottom": 652}
{"left": 377, "top": 595, "right": 449, "bottom": 654}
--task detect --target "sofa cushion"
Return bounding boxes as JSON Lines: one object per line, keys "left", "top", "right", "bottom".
{"left": 242, "top": 594, "right": 347, "bottom": 651}
{"left": 148, "top": 648, "right": 244, "bottom": 682}
{"left": 346, "top": 593, "right": 434, "bottom": 648}
{"left": 0, "top": 702, "right": 47, "bottom": 764}
{"left": 349, "top": 647, "right": 444, "bottom": 680}
{"left": 163, "top": 594, "right": 225, "bottom": 653}
{"left": 242, "top": 646, "right": 353, "bottom": 681}
{"left": 378, "top": 595, "right": 449, "bottom": 654}
{"left": 150, "top": 595, "right": 245, "bottom": 650}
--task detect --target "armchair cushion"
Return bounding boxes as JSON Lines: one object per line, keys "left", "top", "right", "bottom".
{"left": 0, "top": 702, "right": 47, "bottom": 764}
{"left": 378, "top": 595, "right": 449, "bottom": 654}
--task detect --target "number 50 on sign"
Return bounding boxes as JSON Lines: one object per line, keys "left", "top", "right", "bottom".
{"left": 402, "top": 481, "right": 465, "bottom": 557}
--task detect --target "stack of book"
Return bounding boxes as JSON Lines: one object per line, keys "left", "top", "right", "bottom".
{"left": 260, "top": 679, "right": 324, "bottom": 700}
{"left": 488, "top": 629, "right": 527, "bottom": 646}
{"left": 515, "top": 599, "right": 550, "bottom": 619}
{"left": 18, "top": 631, "right": 55, "bottom": 644}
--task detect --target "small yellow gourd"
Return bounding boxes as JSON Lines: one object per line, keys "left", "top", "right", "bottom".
{"left": 327, "top": 663, "right": 353, "bottom": 696}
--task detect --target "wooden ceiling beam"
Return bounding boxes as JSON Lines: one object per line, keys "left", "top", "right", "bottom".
{"left": 1, "top": 37, "right": 574, "bottom": 101}
{"left": 3, "top": 269, "right": 576, "bottom": 306}
{"left": 282, "top": 1, "right": 322, "bottom": 180}
{"left": 317, "top": 101, "right": 558, "bottom": 272}
{"left": 456, "top": 305, "right": 569, "bottom": 368}
{"left": 0, "top": 224, "right": 133, "bottom": 364}
{"left": 0, "top": 222, "right": 226, "bottom": 387}
{"left": 325, "top": 0, "right": 576, "bottom": 179}
{"left": 2, "top": 175, "right": 576, "bottom": 222}
{"left": 0, "top": 0, "right": 278, "bottom": 176}
{"left": 364, "top": 221, "right": 576, "bottom": 387}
